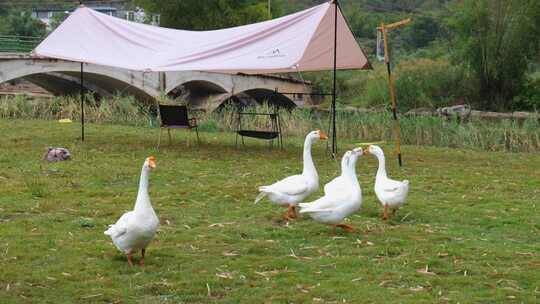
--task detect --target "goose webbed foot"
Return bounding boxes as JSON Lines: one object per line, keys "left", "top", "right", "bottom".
{"left": 336, "top": 224, "right": 354, "bottom": 232}
{"left": 331, "top": 224, "right": 354, "bottom": 234}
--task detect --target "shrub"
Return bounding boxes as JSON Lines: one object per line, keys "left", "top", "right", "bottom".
{"left": 361, "top": 58, "right": 475, "bottom": 112}
{"left": 514, "top": 77, "right": 540, "bottom": 111}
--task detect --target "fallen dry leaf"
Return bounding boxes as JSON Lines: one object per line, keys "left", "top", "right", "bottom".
{"left": 81, "top": 294, "right": 102, "bottom": 299}
{"left": 216, "top": 272, "right": 233, "bottom": 279}
{"left": 208, "top": 222, "right": 235, "bottom": 228}
{"left": 417, "top": 265, "right": 437, "bottom": 276}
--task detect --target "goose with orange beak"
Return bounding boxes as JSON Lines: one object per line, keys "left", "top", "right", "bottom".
{"left": 299, "top": 148, "right": 363, "bottom": 234}
{"left": 105, "top": 156, "right": 160, "bottom": 266}
{"left": 255, "top": 130, "right": 327, "bottom": 220}
{"left": 365, "top": 145, "right": 409, "bottom": 221}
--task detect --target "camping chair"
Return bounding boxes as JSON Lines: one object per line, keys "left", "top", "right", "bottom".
{"left": 157, "top": 104, "right": 199, "bottom": 147}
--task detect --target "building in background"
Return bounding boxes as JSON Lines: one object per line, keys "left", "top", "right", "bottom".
{"left": 31, "top": 0, "right": 159, "bottom": 29}
{"left": 126, "top": 7, "right": 160, "bottom": 26}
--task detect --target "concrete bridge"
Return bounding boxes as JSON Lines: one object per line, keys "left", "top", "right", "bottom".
{"left": 0, "top": 53, "right": 316, "bottom": 111}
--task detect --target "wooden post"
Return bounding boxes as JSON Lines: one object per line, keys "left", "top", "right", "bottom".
{"left": 377, "top": 18, "right": 411, "bottom": 167}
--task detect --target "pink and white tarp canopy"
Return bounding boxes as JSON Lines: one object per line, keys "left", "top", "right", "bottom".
{"left": 33, "top": 1, "right": 370, "bottom": 74}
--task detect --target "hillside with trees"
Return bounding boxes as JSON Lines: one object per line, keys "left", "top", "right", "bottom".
{"left": 270, "top": 0, "right": 540, "bottom": 111}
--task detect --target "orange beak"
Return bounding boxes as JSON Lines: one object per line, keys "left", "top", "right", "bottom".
{"left": 318, "top": 130, "right": 328, "bottom": 140}
{"left": 364, "top": 146, "right": 371, "bottom": 155}
{"left": 148, "top": 156, "right": 157, "bottom": 169}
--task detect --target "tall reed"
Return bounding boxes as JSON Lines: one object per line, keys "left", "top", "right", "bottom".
{"left": 0, "top": 95, "right": 538, "bottom": 152}
{"left": 0, "top": 94, "right": 157, "bottom": 127}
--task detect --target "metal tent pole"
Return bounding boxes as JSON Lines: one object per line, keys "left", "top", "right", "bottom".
{"left": 331, "top": 0, "right": 338, "bottom": 159}
{"left": 80, "top": 62, "right": 85, "bottom": 141}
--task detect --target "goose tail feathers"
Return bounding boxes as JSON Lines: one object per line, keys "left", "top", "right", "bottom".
{"left": 254, "top": 190, "right": 267, "bottom": 204}
{"left": 298, "top": 202, "right": 313, "bottom": 213}
{"left": 104, "top": 226, "right": 114, "bottom": 236}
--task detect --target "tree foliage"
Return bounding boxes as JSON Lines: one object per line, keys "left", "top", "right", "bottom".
{"left": 48, "top": 12, "right": 69, "bottom": 32}
{"left": 402, "top": 15, "right": 443, "bottom": 50}
{"left": 447, "top": 0, "right": 540, "bottom": 110}
{"left": 133, "top": 0, "right": 271, "bottom": 30}
{"left": 1, "top": 11, "right": 46, "bottom": 37}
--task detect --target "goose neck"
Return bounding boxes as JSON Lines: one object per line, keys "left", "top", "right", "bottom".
{"left": 340, "top": 156, "right": 349, "bottom": 176}
{"left": 134, "top": 166, "right": 153, "bottom": 213}
{"left": 375, "top": 152, "right": 388, "bottom": 179}
{"left": 302, "top": 138, "right": 317, "bottom": 176}
{"left": 345, "top": 157, "right": 357, "bottom": 179}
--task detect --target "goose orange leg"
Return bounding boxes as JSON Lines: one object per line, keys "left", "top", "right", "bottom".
{"left": 383, "top": 204, "right": 389, "bottom": 221}
{"left": 283, "top": 205, "right": 297, "bottom": 220}
{"left": 330, "top": 224, "right": 354, "bottom": 234}
{"left": 140, "top": 248, "right": 145, "bottom": 266}
{"left": 289, "top": 206, "right": 297, "bottom": 219}
{"left": 336, "top": 224, "right": 354, "bottom": 232}
{"left": 127, "top": 254, "right": 134, "bottom": 266}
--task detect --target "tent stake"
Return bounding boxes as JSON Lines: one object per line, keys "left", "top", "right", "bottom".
{"left": 331, "top": 0, "right": 339, "bottom": 159}
{"left": 80, "top": 62, "right": 85, "bottom": 141}
{"left": 378, "top": 18, "right": 411, "bottom": 167}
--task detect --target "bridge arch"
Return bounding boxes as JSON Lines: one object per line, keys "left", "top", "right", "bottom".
{"left": 0, "top": 56, "right": 314, "bottom": 108}
{"left": 240, "top": 88, "right": 297, "bottom": 108}
{"left": 215, "top": 88, "right": 297, "bottom": 112}
{"left": 23, "top": 72, "right": 155, "bottom": 101}
{"left": 167, "top": 79, "right": 227, "bottom": 99}
{"left": 0, "top": 58, "right": 160, "bottom": 101}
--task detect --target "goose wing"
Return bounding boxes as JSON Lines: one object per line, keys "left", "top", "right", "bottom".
{"left": 104, "top": 211, "right": 133, "bottom": 238}
{"left": 260, "top": 174, "right": 309, "bottom": 196}
{"left": 299, "top": 195, "right": 340, "bottom": 213}
{"left": 323, "top": 176, "right": 344, "bottom": 195}
{"left": 324, "top": 175, "right": 354, "bottom": 196}
{"left": 378, "top": 177, "right": 406, "bottom": 191}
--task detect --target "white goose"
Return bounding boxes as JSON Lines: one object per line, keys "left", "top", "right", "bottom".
{"left": 255, "top": 130, "right": 327, "bottom": 220}
{"left": 105, "top": 156, "right": 159, "bottom": 266}
{"left": 299, "top": 148, "right": 363, "bottom": 234}
{"left": 323, "top": 147, "right": 353, "bottom": 196}
{"left": 366, "top": 145, "right": 409, "bottom": 221}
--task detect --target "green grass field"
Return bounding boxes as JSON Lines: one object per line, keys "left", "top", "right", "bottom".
{"left": 0, "top": 119, "right": 539, "bottom": 303}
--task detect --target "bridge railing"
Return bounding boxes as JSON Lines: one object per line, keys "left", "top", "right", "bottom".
{"left": 0, "top": 35, "right": 43, "bottom": 53}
